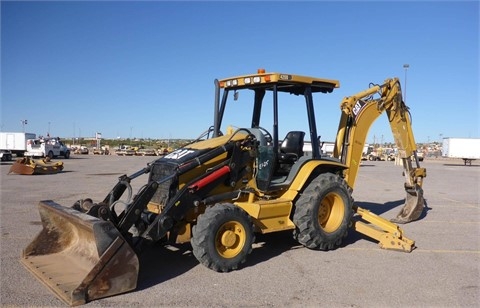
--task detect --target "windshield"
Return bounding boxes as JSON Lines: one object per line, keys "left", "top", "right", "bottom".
{"left": 219, "top": 88, "right": 312, "bottom": 143}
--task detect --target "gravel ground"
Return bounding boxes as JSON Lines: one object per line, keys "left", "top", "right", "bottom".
{"left": 1, "top": 155, "right": 478, "bottom": 307}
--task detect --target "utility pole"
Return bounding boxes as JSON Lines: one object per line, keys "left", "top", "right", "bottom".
{"left": 403, "top": 64, "right": 410, "bottom": 102}
{"left": 21, "top": 119, "right": 28, "bottom": 132}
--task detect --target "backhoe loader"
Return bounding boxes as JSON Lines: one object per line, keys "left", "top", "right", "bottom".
{"left": 21, "top": 69, "right": 426, "bottom": 306}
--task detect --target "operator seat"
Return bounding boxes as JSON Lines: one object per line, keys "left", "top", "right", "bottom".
{"left": 278, "top": 131, "right": 305, "bottom": 164}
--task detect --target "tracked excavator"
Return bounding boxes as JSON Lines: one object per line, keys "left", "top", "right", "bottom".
{"left": 21, "top": 70, "right": 426, "bottom": 305}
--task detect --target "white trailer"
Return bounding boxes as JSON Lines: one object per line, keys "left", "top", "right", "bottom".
{"left": 442, "top": 138, "right": 480, "bottom": 165}
{"left": 302, "top": 141, "right": 335, "bottom": 157}
{"left": 0, "top": 132, "right": 36, "bottom": 157}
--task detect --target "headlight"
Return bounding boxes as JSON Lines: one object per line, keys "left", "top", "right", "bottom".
{"left": 226, "top": 79, "right": 238, "bottom": 87}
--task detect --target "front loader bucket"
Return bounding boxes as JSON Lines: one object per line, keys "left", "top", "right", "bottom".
{"left": 9, "top": 159, "right": 34, "bottom": 175}
{"left": 9, "top": 157, "right": 64, "bottom": 175}
{"left": 391, "top": 185, "right": 425, "bottom": 224}
{"left": 21, "top": 200, "right": 139, "bottom": 306}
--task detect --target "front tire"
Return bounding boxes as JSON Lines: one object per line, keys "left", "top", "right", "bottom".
{"left": 191, "top": 203, "right": 255, "bottom": 272}
{"left": 293, "top": 173, "right": 353, "bottom": 250}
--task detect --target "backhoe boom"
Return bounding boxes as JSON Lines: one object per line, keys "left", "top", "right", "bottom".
{"left": 334, "top": 78, "right": 426, "bottom": 232}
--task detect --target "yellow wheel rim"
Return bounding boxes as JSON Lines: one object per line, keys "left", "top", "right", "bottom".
{"left": 215, "top": 221, "right": 246, "bottom": 258}
{"left": 317, "top": 192, "right": 345, "bottom": 233}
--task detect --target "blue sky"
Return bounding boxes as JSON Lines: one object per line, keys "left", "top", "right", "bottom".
{"left": 2, "top": 1, "right": 479, "bottom": 144}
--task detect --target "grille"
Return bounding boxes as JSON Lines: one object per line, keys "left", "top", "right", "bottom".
{"left": 149, "top": 161, "right": 178, "bottom": 207}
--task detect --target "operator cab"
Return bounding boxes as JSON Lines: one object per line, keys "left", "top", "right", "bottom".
{"left": 214, "top": 69, "right": 340, "bottom": 191}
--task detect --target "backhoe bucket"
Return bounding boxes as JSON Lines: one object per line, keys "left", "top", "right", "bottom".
{"left": 21, "top": 200, "right": 139, "bottom": 306}
{"left": 391, "top": 185, "right": 425, "bottom": 224}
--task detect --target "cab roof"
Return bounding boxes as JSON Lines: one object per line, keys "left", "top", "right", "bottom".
{"left": 219, "top": 70, "right": 340, "bottom": 95}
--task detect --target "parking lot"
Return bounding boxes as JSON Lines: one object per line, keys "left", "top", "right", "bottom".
{"left": 1, "top": 155, "right": 479, "bottom": 307}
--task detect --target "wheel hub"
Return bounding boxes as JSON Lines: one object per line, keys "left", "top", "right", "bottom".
{"left": 318, "top": 203, "right": 331, "bottom": 225}
{"left": 318, "top": 192, "right": 345, "bottom": 233}
{"left": 215, "top": 221, "right": 246, "bottom": 258}
{"left": 220, "top": 230, "right": 237, "bottom": 247}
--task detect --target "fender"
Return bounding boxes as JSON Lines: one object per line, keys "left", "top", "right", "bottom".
{"left": 280, "top": 159, "right": 347, "bottom": 200}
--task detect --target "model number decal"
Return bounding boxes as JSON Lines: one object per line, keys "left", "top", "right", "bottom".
{"left": 258, "top": 159, "right": 269, "bottom": 169}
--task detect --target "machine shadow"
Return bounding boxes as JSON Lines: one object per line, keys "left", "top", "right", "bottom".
{"left": 135, "top": 230, "right": 301, "bottom": 291}
{"left": 355, "top": 199, "right": 405, "bottom": 216}
{"left": 359, "top": 163, "right": 376, "bottom": 167}
{"left": 355, "top": 198, "right": 431, "bottom": 218}
{"left": 136, "top": 198, "right": 431, "bottom": 290}
{"left": 136, "top": 243, "right": 198, "bottom": 290}
{"left": 245, "top": 231, "right": 302, "bottom": 268}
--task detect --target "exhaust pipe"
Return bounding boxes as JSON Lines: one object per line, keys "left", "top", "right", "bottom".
{"left": 21, "top": 200, "right": 139, "bottom": 306}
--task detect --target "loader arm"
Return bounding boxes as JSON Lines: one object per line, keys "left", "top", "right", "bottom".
{"left": 333, "top": 78, "right": 427, "bottom": 250}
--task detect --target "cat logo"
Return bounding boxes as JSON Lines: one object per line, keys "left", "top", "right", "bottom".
{"left": 164, "top": 149, "right": 195, "bottom": 160}
{"left": 352, "top": 99, "right": 367, "bottom": 121}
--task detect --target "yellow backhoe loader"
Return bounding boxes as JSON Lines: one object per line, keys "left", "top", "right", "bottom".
{"left": 21, "top": 70, "right": 426, "bottom": 305}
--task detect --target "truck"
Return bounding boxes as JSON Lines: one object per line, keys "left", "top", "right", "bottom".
{"left": 372, "top": 147, "right": 397, "bottom": 161}
{"left": 25, "top": 137, "right": 71, "bottom": 159}
{"left": 0, "top": 150, "right": 13, "bottom": 161}
{"left": 0, "top": 132, "right": 36, "bottom": 158}
{"left": 442, "top": 137, "right": 480, "bottom": 165}
{"left": 21, "top": 70, "right": 425, "bottom": 305}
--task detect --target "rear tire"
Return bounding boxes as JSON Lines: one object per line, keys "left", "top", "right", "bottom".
{"left": 191, "top": 203, "right": 255, "bottom": 272}
{"left": 47, "top": 151, "right": 54, "bottom": 159}
{"left": 293, "top": 173, "right": 353, "bottom": 250}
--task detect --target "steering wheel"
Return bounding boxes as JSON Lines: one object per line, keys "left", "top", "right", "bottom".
{"left": 255, "top": 126, "right": 273, "bottom": 144}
